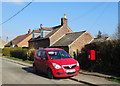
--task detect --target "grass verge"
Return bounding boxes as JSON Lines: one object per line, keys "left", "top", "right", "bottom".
{"left": 4, "top": 56, "right": 33, "bottom": 64}
{"left": 106, "top": 77, "right": 120, "bottom": 83}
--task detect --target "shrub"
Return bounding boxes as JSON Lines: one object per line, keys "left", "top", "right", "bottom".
{"left": 2, "top": 47, "right": 11, "bottom": 56}
{"left": 78, "top": 40, "right": 120, "bottom": 76}
{"left": 27, "top": 49, "right": 37, "bottom": 61}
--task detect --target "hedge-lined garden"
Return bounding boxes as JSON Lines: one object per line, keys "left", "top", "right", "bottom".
{"left": 2, "top": 47, "right": 36, "bottom": 61}
{"left": 76, "top": 40, "right": 120, "bottom": 76}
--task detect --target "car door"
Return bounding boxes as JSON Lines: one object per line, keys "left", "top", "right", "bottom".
{"left": 35, "top": 50, "right": 42, "bottom": 71}
{"left": 40, "top": 51, "right": 48, "bottom": 73}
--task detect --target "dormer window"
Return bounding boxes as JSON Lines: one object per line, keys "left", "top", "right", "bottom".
{"left": 32, "top": 30, "right": 40, "bottom": 39}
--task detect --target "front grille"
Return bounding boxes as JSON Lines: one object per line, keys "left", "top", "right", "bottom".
{"left": 56, "top": 72, "right": 64, "bottom": 75}
{"left": 66, "top": 72, "right": 76, "bottom": 75}
{"left": 63, "top": 64, "right": 76, "bottom": 69}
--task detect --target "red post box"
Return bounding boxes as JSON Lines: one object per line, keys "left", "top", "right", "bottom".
{"left": 88, "top": 50, "right": 96, "bottom": 60}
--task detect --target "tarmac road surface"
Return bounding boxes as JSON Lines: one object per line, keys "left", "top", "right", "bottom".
{"left": 1, "top": 57, "right": 120, "bottom": 86}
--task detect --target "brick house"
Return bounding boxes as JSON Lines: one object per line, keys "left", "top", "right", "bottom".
{"left": 51, "top": 31, "right": 93, "bottom": 54}
{"left": 29, "top": 14, "right": 72, "bottom": 49}
{"left": 5, "top": 29, "right": 40, "bottom": 47}
{"left": 29, "top": 14, "right": 93, "bottom": 54}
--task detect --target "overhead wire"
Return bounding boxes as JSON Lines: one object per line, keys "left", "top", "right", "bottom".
{"left": 69, "top": 2, "right": 106, "bottom": 24}
{"left": 0, "top": 0, "right": 34, "bottom": 25}
{"left": 69, "top": 2, "right": 109, "bottom": 33}
{"left": 87, "top": 3, "right": 110, "bottom": 32}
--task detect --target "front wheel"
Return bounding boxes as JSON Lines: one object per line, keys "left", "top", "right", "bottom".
{"left": 47, "top": 69, "right": 54, "bottom": 79}
{"left": 33, "top": 63, "right": 38, "bottom": 73}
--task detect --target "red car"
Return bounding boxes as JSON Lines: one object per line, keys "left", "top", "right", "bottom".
{"left": 33, "top": 48, "right": 80, "bottom": 79}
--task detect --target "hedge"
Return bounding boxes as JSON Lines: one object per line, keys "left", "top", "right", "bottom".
{"left": 2, "top": 47, "right": 38, "bottom": 61}
{"left": 0, "top": 48, "right": 2, "bottom": 56}
{"left": 10, "top": 48, "right": 28, "bottom": 61}
{"left": 2, "top": 47, "right": 22, "bottom": 56}
{"left": 0, "top": 48, "right": 2, "bottom": 53}
{"left": 77, "top": 40, "right": 120, "bottom": 76}
{"left": 2, "top": 47, "right": 11, "bottom": 56}
{"left": 2, "top": 47, "right": 28, "bottom": 61}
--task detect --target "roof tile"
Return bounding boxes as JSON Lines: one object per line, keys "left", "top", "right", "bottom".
{"left": 52, "top": 31, "right": 86, "bottom": 46}
{"left": 5, "top": 33, "right": 31, "bottom": 46}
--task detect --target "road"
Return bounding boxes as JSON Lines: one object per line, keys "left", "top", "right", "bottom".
{"left": 1, "top": 57, "right": 120, "bottom": 86}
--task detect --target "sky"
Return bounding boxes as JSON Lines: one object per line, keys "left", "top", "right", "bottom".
{"left": 1, "top": 1, "right": 118, "bottom": 41}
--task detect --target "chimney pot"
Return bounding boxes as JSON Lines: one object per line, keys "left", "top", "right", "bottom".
{"left": 40, "top": 24, "right": 42, "bottom": 28}
{"left": 61, "top": 14, "right": 68, "bottom": 26}
{"left": 64, "top": 14, "right": 67, "bottom": 18}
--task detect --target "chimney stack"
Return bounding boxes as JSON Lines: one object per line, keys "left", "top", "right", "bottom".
{"left": 40, "top": 24, "right": 43, "bottom": 38}
{"left": 61, "top": 14, "right": 68, "bottom": 26}
{"left": 28, "top": 29, "right": 32, "bottom": 34}
{"left": 32, "top": 30, "right": 35, "bottom": 39}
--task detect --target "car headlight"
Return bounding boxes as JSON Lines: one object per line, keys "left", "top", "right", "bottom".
{"left": 52, "top": 63, "right": 62, "bottom": 69}
{"left": 77, "top": 62, "right": 79, "bottom": 66}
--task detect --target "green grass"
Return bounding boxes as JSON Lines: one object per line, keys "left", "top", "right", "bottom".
{"left": 106, "top": 77, "right": 120, "bottom": 83}
{"left": 4, "top": 56, "right": 33, "bottom": 64}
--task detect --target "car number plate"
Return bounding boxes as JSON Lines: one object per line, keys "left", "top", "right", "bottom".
{"left": 66, "top": 69, "right": 75, "bottom": 73}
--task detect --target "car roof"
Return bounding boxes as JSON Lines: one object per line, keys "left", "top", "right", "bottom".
{"left": 39, "top": 48, "right": 63, "bottom": 51}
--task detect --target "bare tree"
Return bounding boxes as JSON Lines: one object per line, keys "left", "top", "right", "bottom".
{"left": 96, "top": 30, "right": 102, "bottom": 39}
{"left": 96, "top": 30, "right": 109, "bottom": 39}
{"left": 111, "top": 27, "right": 119, "bottom": 40}
{"left": 118, "top": 26, "right": 120, "bottom": 39}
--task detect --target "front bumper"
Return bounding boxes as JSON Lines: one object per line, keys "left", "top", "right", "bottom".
{"left": 52, "top": 66, "right": 80, "bottom": 77}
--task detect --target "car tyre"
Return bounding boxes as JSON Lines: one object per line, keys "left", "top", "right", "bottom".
{"left": 48, "top": 69, "right": 54, "bottom": 79}
{"left": 33, "top": 63, "right": 38, "bottom": 73}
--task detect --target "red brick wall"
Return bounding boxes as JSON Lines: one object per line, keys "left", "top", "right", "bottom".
{"left": 18, "top": 34, "right": 32, "bottom": 47}
{"left": 50, "top": 26, "right": 72, "bottom": 45}
{"left": 29, "top": 38, "right": 50, "bottom": 49}
{"left": 69, "top": 32, "right": 93, "bottom": 55}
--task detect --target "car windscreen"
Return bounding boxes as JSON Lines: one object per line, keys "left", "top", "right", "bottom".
{"left": 48, "top": 50, "right": 71, "bottom": 60}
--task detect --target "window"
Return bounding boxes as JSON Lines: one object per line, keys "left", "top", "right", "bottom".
{"left": 41, "top": 51, "right": 48, "bottom": 60}
{"left": 48, "top": 50, "right": 71, "bottom": 60}
{"left": 37, "top": 50, "right": 42, "bottom": 57}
